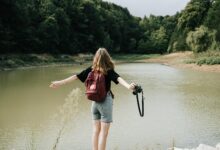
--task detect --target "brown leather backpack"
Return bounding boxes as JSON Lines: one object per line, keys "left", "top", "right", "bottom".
{"left": 85, "top": 70, "right": 107, "bottom": 102}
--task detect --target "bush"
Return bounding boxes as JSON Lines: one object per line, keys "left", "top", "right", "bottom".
{"left": 197, "top": 57, "right": 220, "bottom": 65}
{"left": 195, "top": 51, "right": 220, "bottom": 65}
{"left": 186, "top": 26, "right": 217, "bottom": 53}
{"left": 186, "top": 51, "right": 220, "bottom": 65}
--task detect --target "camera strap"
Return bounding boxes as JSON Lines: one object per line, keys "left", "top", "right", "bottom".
{"left": 135, "top": 90, "right": 144, "bottom": 117}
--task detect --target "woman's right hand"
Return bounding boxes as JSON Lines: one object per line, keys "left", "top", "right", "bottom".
{"left": 128, "top": 82, "right": 136, "bottom": 91}
{"left": 49, "top": 81, "right": 63, "bottom": 89}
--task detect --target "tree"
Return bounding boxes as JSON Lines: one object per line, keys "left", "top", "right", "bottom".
{"left": 204, "top": 0, "right": 220, "bottom": 40}
{"left": 38, "top": 16, "right": 59, "bottom": 53}
{"left": 168, "top": 0, "right": 211, "bottom": 52}
{"left": 186, "top": 25, "right": 217, "bottom": 52}
{"left": 150, "top": 26, "right": 169, "bottom": 54}
{"left": 177, "top": 0, "right": 210, "bottom": 30}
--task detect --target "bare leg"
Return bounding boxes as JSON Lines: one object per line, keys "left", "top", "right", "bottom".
{"left": 92, "top": 120, "right": 101, "bottom": 150}
{"left": 98, "top": 122, "right": 111, "bottom": 150}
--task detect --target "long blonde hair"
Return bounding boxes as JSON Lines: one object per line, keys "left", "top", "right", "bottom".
{"left": 92, "top": 48, "right": 115, "bottom": 74}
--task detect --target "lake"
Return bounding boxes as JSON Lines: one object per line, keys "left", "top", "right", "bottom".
{"left": 0, "top": 63, "right": 219, "bottom": 150}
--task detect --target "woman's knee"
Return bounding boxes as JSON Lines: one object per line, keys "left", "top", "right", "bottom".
{"left": 93, "top": 127, "right": 100, "bottom": 135}
{"left": 100, "top": 130, "right": 109, "bottom": 138}
{"left": 100, "top": 122, "right": 110, "bottom": 137}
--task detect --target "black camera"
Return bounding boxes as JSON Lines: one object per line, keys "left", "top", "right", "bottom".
{"left": 133, "top": 85, "right": 143, "bottom": 95}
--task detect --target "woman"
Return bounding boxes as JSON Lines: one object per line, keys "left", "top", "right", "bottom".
{"left": 50, "top": 48, "right": 135, "bottom": 150}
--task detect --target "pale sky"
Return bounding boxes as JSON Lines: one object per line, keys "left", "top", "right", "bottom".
{"left": 103, "top": 0, "right": 190, "bottom": 18}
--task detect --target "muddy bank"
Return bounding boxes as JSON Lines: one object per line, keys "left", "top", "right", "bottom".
{"left": 143, "top": 51, "right": 220, "bottom": 73}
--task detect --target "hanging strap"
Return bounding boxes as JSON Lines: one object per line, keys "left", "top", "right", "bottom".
{"left": 135, "top": 90, "right": 144, "bottom": 117}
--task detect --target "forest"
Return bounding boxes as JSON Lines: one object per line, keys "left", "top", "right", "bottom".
{"left": 0, "top": 0, "right": 220, "bottom": 55}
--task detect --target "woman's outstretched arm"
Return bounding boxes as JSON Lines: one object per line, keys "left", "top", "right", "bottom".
{"left": 117, "top": 77, "right": 135, "bottom": 91}
{"left": 49, "top": 74, "right": 78, "bottom": 89}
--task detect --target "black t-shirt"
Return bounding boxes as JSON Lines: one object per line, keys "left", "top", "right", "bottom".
{"left": 76, "top": 66, "right": 120, "bottom": 91}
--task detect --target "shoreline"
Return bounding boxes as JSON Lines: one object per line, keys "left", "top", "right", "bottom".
{"left": 142, "top": 51, "right": 220, "bottom": 73}
{"left": 0, "top": 54, "right": 92, "bottom": 71}
{"left": 1, "top": 52, "right": 220, "bottom": 73}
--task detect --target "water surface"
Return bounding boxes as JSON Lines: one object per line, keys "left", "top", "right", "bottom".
{"left": 0, "top": 63, "right": 220, "bottom": 150}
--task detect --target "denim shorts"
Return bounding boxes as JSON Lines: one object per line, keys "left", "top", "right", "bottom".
{"left": 91, "top": 92, "right": 113, "bottom": 123}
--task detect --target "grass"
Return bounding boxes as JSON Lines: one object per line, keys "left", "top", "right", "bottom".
{"left": 0, "top": 53, "right": 93, "bottom": 70}
{"left": 186, "top": 51, "right": 220, "bottom": 65}
{"left": 0, "top": 53, "right": 159, "bottom": 70}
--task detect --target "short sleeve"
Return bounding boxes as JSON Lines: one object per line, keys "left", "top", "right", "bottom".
{"left": 108, "top": 69, "right": 120, "bottom": 84}
{"left": 76, "top": 66, "right": 92, "bottom": 83}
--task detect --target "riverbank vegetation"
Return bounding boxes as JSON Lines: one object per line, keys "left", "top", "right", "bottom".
{"left": 0, "top": 0, "right": 220, "bottom": 69}
{"left": 0, "top": 54, "right": 93, "bottom": 70}
{"left": 0, "top": 53, "right": 160, "bottom": 70}
{"left": 187, "top": 51, "right": 220, "bottom": 65}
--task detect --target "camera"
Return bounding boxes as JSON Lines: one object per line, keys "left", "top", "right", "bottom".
{"left": 133, "top": 85, "right": 143, "bottom": 95}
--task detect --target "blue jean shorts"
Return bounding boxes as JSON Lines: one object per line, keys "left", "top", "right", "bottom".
{"left": 91, "top": 92, "right": 113, "bottom": 123}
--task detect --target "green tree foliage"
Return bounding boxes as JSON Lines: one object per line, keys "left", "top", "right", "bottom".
{"left": 0, "top": 0, "right": 145, "bottom": 54}
{"left": 204, "top": 0, "right": 220, "bottom": 41}
{"left": 38, "top": 16, "right": 59, "bottom": 53}
{"left": 151, "top": 27, "right": 169, "bottom": 53}
{"left": 168, "top": 0, "right": 211, "bottom": 52}
{"left": 186, "top": 25, "right": 217, "bottom": 52}
{"left": 138, "top": 15, "right": 177, "bottom": 53}
{"left": 177, "top": 0, "right": 210, "bottom": 30}
{"left": 0, "top": 0, "right": 219, "bottom": 54}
